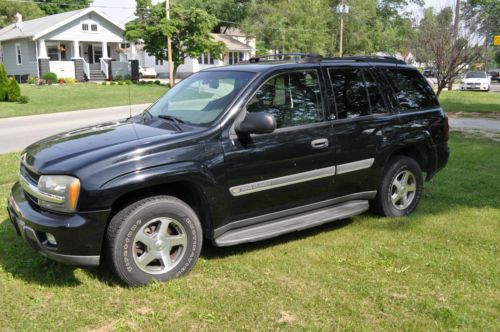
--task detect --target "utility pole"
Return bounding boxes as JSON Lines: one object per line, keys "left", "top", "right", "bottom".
{"left": 166, "top": 0, "right": 174, "bottom": 88}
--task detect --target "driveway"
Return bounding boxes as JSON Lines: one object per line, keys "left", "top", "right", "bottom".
{"left": 1, "top": 105, "right": 499, "bottom": 154}
{"left": 0, "top": 104, "right": 147, "bottom": 154}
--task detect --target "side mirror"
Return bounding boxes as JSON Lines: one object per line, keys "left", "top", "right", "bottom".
{"left": 235, "top": 112, "right": 276, "bottom": 135}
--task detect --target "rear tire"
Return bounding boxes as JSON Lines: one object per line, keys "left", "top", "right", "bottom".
{"left": 370, "top": 156, "right": 423, "bottom": 217}
{"left": 106, "top": 196, "right": 203, "bottom": 286}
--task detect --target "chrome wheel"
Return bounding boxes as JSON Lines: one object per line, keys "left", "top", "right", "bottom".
{"left": 132, "top": 217, "right": 187, "bottom": 275}
{"left": 390, "top": 170, "right": 417, "bottom": 210}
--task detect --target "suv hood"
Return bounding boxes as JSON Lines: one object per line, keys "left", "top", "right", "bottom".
{"left": 463, "top": 78, "right": 489, "bottom": 83}
{"left": 23, "top": 119, "right": 178, "bottom": 172}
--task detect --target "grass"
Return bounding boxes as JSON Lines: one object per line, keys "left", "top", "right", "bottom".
{"left": 0, "top": 133, "right": 499, "bottom": 330}
{"left": 0, "top": 84, "right": 166, "bottom": 119}
{"left": 439, "top": 90, "right": 500, "bottom": 115}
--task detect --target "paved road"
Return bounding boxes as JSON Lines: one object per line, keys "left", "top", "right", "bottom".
{"left": 1, "top": 104, "right": 499, "bottom": 154}
{"left": 449, "top": 117, "right": 500, "bottom": 133}
{"left": 0, "top": 104, "right": 148, "bottom": 153}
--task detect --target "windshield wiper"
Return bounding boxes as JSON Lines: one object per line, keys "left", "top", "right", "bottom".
{"left": 157, "top": 114, "right": 185, "bottom": 132}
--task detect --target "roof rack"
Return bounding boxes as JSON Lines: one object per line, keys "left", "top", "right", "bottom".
{"left": 323, "top": 55, "right": 406, "bottom": 64}
{"left": 242, "top": 54, "right": 406, "bottom": 65}
{"left": 247, "top": 53, "right": 323, "bottom": 64}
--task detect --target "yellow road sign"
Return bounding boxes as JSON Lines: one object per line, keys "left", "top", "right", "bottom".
{"left": 494, "top": 35, "right": 500, "bottom": 46}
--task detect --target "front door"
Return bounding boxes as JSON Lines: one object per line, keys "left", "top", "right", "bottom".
{"left": 222, "top": 68, "right": 336, "bottom": 223}
{"left": 93, "top": 45, "right": 102, "bottom": 64}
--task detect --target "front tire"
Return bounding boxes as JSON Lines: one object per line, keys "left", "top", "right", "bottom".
{"left": 106, "top": 196, "right": 203, "bottom": 286}
{"left": 370, "top": 156, "right": 423, "bottom": 217}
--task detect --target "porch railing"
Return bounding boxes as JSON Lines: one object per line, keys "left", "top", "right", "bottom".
{"left": 82, "top": 58, "right": 90, "bottom": 80}
{"left": 100, "top": 58, "right": 109, "bottom": 80}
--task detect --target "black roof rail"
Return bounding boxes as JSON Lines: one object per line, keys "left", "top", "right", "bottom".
{"left": 247, "top": 53, "right": 323, "bottom": 64}
{"left": 323, "top": 55, "right": 406, "bottom": 65}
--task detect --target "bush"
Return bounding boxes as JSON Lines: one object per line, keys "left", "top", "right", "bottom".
{"left": 6, "top": 77, "right": 21, "bottom": 102}
{"left": 110, "top": 81, "right": 116, "bottom": 86}
{"left": 63, "top": 77, "right": 76, "bottom": 84}
{"left": 17, "top": 95, "right": 29, "bottom": 104}
{"left": 58, "top": 78, "right": 65, "bottom": 84}
{"left": 42, "top": 72, "right": 58, "bottom": 84}
{"left": 139, "top": 80, "right": 147, "bottom": 85}
{"left": 0, "top": 64, "right": 8, "bottom": 101}
{"left": 114, "top": 74, "right": 123, "bottom": 81}
{"left": 154, "top": 80, "right": 161, "bottom": 85}
{"left": 124, "top": 80, "right": 132, "bottom": 85}
{"left": 147, "top": 80, "right": 154, "bottom": 85}
{"left": 118, "top": 81, "right": 124, "bottom": 85}
{"left": 124, "top": 74, "right": 132, "bottom": 80}
{"left": 27, "top": 76, "right": 37, "bottom": 85}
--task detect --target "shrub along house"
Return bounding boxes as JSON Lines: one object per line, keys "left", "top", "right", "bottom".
{"left": 0, "top": 8, "right": 127, "bottom": 82}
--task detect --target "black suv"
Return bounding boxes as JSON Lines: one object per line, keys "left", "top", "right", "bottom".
{"left": 7, "top": 55, "right": 449, "bottom": 286}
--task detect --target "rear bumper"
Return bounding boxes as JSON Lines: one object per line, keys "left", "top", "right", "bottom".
{"left": 426, "top": 142, "right": 450, "bottom": 181}
{"left": 7, "top": 182, "right": 110, "bottom": 267}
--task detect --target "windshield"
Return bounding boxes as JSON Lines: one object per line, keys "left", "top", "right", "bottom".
{"left": 147, "top": 71, "right": 255, "bottom": 126}
{"left": 465, "top": 71, "right": 487, "bottom": 78}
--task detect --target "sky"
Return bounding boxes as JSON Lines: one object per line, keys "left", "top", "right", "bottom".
{"left": 91, "top": 0, "right": 459, "bottom": 24}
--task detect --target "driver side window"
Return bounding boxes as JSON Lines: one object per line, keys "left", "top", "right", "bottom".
{"left": 246, "top": 70, "right": 324, "bottom": 128}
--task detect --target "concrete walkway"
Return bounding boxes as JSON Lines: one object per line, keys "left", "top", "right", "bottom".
{"left": 1, "top": 105, "right": 499, "bottom": 154}
{"left": 0, "top": 104, "right": 147, "bottom": 153}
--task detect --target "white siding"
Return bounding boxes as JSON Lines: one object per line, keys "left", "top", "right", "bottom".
{"left": 0, "top": 39, "right": 38, "bottom": 77}
{"left": 41, "top": 12, "right": 124, "bottom": 43}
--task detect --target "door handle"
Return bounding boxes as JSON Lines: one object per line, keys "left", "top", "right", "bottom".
{"left": 311, "top": 138, "right": 329, "bottom": 149}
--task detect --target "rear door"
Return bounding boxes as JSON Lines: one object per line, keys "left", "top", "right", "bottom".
{"left": 324, "top": 64, "right": 399, "bottom": 197}
{"left": 222, "top": 68, "right": 336, "bottom": 222}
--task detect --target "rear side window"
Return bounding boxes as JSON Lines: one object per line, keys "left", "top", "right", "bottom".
{"left": 247, "top": 70, "right": 324, "bottom": 128}
{"left": 382, "top": 68, "right": 438, "bottom": 110}
{"left": 328, "top": 68, "right": 370, "bottom": 119}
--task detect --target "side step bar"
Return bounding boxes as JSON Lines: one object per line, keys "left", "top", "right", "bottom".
{"left": 214, "top": 200, "right": 368, "bottom": 247}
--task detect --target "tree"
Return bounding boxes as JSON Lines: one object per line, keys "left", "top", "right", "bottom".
{"left": 242, "top": 0, "right": 332, "bottom": 55}
{"left": 36, "top": 0, "right": 91, "bottom": 15}
{"left": 177, "top": 0, "right": 250, "bottom": 33}
{"left": 125, "top": 2, "right": 225, "bottom": 78}
{"left": 462, "top": 0, "right": 500, "bottom": 44}
{"left": 6, "top": 77, "right": 21, "bottom": 102}
{"left": 413, "top": 7, "right": 482, "bottom": 96}
{"left": 0, "top": 1, "right": 44, "bottom": 28}
{"left": 0, "top": 64, "right": 8, "bottom": 101}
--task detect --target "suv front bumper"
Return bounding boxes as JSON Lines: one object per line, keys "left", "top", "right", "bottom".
{"left": 7, "top": 182, "right": 110, "bottom": 267}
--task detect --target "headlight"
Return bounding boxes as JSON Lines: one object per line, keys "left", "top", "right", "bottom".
{"left": 37, "top": 175, "right": 80, "bottom": 213}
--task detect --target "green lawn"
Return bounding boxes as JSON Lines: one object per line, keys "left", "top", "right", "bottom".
{"left": 0, "top": 133, "right": 499, "bottom": 330}
{"left": 439, "top": 90, "right": 500, "bottom": 115}
{"left": 0, "top": 84, "right": 166, "bottom": 119}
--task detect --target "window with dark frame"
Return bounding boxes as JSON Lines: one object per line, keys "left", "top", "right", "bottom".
{"left": 91, "top": 24, "right": 98, "bottom": 32}
{"left": 82, "top": 23, "right": 89, "bottom": 31}
{"left": 16, "top": 44, "right": 22, "bottom": 65}
{"left": 328, "top": 68, "right": 370, "bottom": 119}
{"left": 382, "top": 68, "right": 439, "bottom": 110}
{"left": 247, "top": 70, "right": 324, "bottom": 129}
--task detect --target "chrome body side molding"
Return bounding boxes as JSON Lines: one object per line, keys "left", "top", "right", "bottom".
{"left": 229, "top": 166, "right": 336, "bottom": 197}
{"left": 336, "top": 158, "right": 375, "bottom": 175}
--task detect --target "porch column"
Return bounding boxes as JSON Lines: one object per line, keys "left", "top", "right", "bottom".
{"left": 101, "top": 41, "right": 109, "bottom": 59}
{"left": 72, "top": 40, "right": 80, "bottom": 58}
{"left": 38, "top": 39, "right": 48, "bottom": 59}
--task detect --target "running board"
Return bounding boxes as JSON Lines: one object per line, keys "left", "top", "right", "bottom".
{"left": 214, "top": 200, "right": 368, "bottom": 247}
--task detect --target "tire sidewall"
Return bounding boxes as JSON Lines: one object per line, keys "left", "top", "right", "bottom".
{"left": 381, "top": 158, "right": 423, "bottom": 217}
{"left": 113, "top": 199, "right": 202, "bottom": 285}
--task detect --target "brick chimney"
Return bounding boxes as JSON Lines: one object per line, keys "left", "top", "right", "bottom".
{"left": 15, "top": 13, "right": 23, "bottom": 29}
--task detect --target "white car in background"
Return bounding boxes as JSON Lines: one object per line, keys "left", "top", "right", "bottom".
{"left": 139, "top": 66, "right": 158, "bottom": 78}
{"left": 459, "top": 71, "right": 490, "bottom": 91}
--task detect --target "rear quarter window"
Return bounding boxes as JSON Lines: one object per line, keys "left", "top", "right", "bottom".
{"left": 382, "top": 68, "right": 439, "bottom": 111}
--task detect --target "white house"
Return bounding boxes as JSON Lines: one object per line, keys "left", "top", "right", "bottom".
{"left": 0, "top": 9, "right": 256, "bottom": 81}
{"left": 0, "top": 8, "right": 127, "bottom": 81}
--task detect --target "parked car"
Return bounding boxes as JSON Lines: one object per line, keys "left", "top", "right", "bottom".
{"left": 8, "top": 55, "right": 450, "bottom": 286}
{"left": 488, "top": 70, "right": 500, "bottom": 82}
{"left": 423, "top": 67, "right": 437, "bottom": 78}
{"left": 139, "top": 66, "right": 158, "bottom": 78}
{"left": 459, "top": 71, "right": 491, "bottom": 91}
